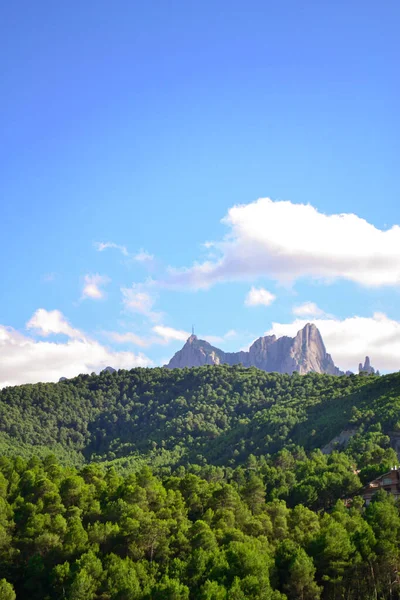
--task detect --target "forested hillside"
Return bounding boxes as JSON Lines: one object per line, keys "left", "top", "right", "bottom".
{"left": 1, "top": 366, "right": 400, "bottom": 471}
{"left": 1, "top": 366, "right": 400, "bottom": 598}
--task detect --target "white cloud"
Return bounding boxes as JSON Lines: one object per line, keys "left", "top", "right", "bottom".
{"left": 292, "top": 301, "right": 326, "bottom": 317}
{"left": 134, "top": 249, "right": 154, "bottom": 262}
{"left": 27, "top": 309, "right": 83, "bottom": 339}
{"left": 104, "top": 331, "right": 150, "bottom": 348}
{"left": 105, "top": 325, "right": 237, "bottom": 348}
{"left": 245, "top": 286, "right": 276, "bottom": 307}
{"left": 95, "top": 242, "right": 153, "bottom": 263}
{"left": 82, "top": 274, "right": 110, "bottom": 300}
{"left": 94, "top": 241, "right": 129, "bottom": 256}
{"left": 165, "top": 198, "right": 400, "bottom": 289}
{"left": 200, "top": 330, "right": 239, "bottom": 344}
{"left": 224, "top": 329, "right": 238, "bottom": 339}
{"left": 121, "top": 284, "right": 162, "bottom": 322}
{"left": 0, "top": 311, "right": 151, "bottom": 388}
{"left": 266, "top": 312, "right": 400, "bottom": 373}
{"left": 199, "top": 334, "right": 223, "bottom": 344}
{"left": 152, "top": 325, "right": 190, "bottom": 343}
{"left": 103, "top": 327, "right": 183, "bottom": 348}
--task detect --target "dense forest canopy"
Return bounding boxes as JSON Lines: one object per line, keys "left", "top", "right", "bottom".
{"left": 1, "top": 365, "right": 399, "bottom": 470}
{"left": 1, "top": 366, "right": 400, "bottom": 598}
{"left": 0, "top": 451, "right": 399, "bottom": 599}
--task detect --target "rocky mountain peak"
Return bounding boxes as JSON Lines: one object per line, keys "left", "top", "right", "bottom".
{"left": 166, "top": 323, "right": 343, "bottom": 375}
{"left": 359, "top": 356, "right": 376, "bottom": 375}
{"left": 166, "top": 336, "right": 225, "bottom": 369}
{"left": 289, "top": 322, "right": 340, "bottom": 375}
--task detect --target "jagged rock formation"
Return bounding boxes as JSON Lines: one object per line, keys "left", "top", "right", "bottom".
{"left": 166, "top": 323, "right": 343, "bottom": 375}
{"left": 358, "top": 356, "right": 379, "bottom": 375}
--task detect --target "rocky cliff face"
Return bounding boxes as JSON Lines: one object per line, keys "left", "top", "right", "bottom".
{"left": 359, "top": 356, "right": 378, "bottom": 375}
{"left": 166, "top": 335, "right": 225, "bottom": 369}
{"left": 166, "top": 324, "right": 343, "bottom": 375}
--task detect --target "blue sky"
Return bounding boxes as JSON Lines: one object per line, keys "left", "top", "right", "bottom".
{"left": 1, "top": 0, "right": 399, "bottom": 385}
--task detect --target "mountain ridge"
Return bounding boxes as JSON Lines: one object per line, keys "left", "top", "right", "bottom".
{"left": 166, "top": 323, "right": 343, "bottom": 375}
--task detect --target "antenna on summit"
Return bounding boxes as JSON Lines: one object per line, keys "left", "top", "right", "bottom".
{"left": 192, "top": 324, "right": 195, "bottom": 336}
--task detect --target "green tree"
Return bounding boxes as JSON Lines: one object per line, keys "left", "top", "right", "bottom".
{"left": 0, "top": 579, "right": 16, "bottom": 600}
{"left": 199, "top": 580, "right": 227, "bottom": 599}
{"left": 151, "top": 576, "right": 189, "bottom": 599}
{"left": 284, "top": 548, "right": 321, "bottom": 600}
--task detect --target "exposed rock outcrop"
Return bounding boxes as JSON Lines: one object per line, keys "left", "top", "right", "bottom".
{"left": 165, "top": 335, "right": 247, "bottom": 369}
{"left": 359, "top": 356, "right": 377, "bottom": 375}
{"left": 166, "top": 324, "right": 343, "bottom": 375}
{"left": 101, "top": 366, "right": 116, "bottom": 374}
{"left": 321, "top": 429, "right": 358, "bottom": 454}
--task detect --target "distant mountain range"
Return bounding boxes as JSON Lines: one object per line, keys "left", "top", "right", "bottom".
{"left": 166, "top": 323, "right": 370, "bottom": 375}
